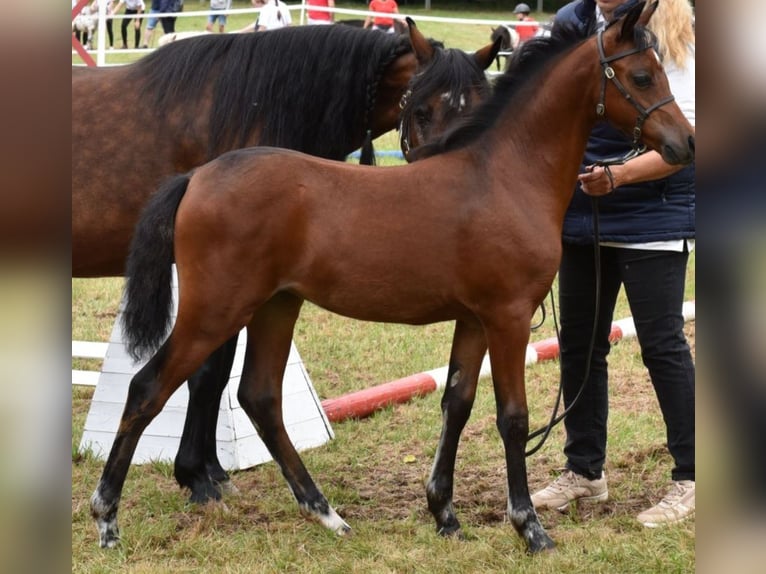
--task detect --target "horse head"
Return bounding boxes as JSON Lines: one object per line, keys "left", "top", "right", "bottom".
{"left": 598, "top": 0, "right": 694, "bottom": 165}
{"left": 401, "top": 19, "right": 500, "bottom": 161}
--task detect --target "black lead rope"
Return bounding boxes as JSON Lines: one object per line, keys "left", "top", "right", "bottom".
{"left": 525, "top": 197, "right": 602, "bottom": 456}
{"left": 525, "top": 148, "right": 643, "bottom": 457}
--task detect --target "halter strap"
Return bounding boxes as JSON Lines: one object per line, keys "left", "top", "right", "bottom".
{"left": 398, "top": 88, "right": 413, "bottom": 156}
{"left": 595, "top": 29, "right": 676, "bottom": 149}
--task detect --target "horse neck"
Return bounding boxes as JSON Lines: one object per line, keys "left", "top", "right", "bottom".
{"left": 481, "top": 41, "right": 601, "bottom": 221}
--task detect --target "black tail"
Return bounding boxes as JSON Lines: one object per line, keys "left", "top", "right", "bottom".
{"left": 121, "top": 174, "right": 190, "bottom": 362}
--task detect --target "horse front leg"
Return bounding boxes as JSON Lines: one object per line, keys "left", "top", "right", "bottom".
{"left": 427, "top": 318, "right": 487, "bottom": 537}
{"left": 237, "top": 294, "right": 350, "bottom": 535}
{"left": 485, "top": 316, "right": 555, "bottom": 554}
{"left": 174, "top": 335, "right": 239, "bottom": 503}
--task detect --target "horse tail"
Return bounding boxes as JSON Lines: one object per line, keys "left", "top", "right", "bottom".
{"left": 121, "top": 173, "right": 190, "bottom": 362}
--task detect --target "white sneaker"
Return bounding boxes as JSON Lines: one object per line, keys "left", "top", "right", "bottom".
{"left": 531, "top": 469, "right": 608, "bottom": 511}
{"left": 637, "top": 480, "right": 695, "bottom": 527}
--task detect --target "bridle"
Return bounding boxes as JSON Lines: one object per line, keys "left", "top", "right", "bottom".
{"left": 398, "top": 88, "right": 415, "bottom": 158}
{"left": 592, "top": 27, "right": 676, "bottom": 178}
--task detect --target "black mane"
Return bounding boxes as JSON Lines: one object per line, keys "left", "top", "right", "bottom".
{"left": 414, "top": 25, "right": 588, "bottom": 157}
{"left": 128, "top": 27, "right": 412, "bottom": 161}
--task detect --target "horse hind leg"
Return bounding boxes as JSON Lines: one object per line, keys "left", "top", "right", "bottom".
{"left": 174, "top": 335, "right": 239, "bottom": 504}
{"left": 426, "top": 318, "right": 487, "bottom": 537}
{"left": 237, "top": 293, "right": 350, "bottom": 535}
{"left": 90, "top": 291, "right": 250, "bottom": 547}
{"left": 90, "top": 334, "right": 220, "bottom": 547}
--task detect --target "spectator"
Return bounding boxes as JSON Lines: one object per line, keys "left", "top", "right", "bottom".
{"left": 363, "top": 0, "right": 399, "bottom": 34}
{"left": 158, "top": 0, "right": 181, "bottom": 35}
{"left": 87, "top": 0, "right": 116, "bottom": 49}
{"left": 306, "top": 0, "right": 334, "bottom": 25}
{"left": 530, "top": 0, "right": 696, "bottom": 528}
{"left": 513, "top": 3, "right": 539, "bottom": 44}
{"left": 140, "top": 0, "right": 160, "bottom": 48}
{"left": 238, "top": 0, "right": 289, "bottom": 32}
{"left": 206, "top": 0, "right": 231, "bottom": 33}
{"left": 256, "top": 0, "right": 291, "bottom": 31}
{"left": 112, "top": 0, "right": 145, "bottom": 49}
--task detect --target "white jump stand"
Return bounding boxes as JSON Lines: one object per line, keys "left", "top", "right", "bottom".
{"left": 79, "top": 270, "right": 334, "bottom": 470}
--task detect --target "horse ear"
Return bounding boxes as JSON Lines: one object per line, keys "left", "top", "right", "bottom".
{"left": 618, "top": 0, "right": 646, "bottom": 42}
{"left": 474, "top": 37, "right": 503, "bottom": 72}
{"left": 407, "top": 17, "right": 435, "bottom": 66}
{"left": 638, "top": 0, "right": 659, "bottom": 26}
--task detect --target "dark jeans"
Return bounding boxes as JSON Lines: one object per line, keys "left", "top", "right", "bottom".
{"left": 160, "top": 16, "right": 176, "bottom": 34}
{"left": 559, "top": 242, "right": 695, "bottom": 482}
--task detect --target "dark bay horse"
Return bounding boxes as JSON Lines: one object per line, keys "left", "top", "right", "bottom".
{"left": 73, "top": 21, "right": 499, "bottom": 503}
{"left": 91, "top": 1, "right": 693, "bottom": 552}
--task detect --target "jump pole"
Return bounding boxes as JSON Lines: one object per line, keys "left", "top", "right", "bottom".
{"left": 321, "top": 301, "right": 695, "bottom": 423}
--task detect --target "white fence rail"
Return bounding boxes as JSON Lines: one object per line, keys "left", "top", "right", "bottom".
{"left": 72, "top": 340, "right": 108, "bottom": 386}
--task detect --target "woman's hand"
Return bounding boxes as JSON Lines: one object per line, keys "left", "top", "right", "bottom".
{"left": 577, "top": 165, "right": 621, "bottom": 196}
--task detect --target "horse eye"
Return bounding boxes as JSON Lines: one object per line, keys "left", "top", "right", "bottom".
{"left": 414, "top": 108, "right": 432, "bottom": 123}
{"left": 632, "top": 72, "right": 652, "bottom": 89}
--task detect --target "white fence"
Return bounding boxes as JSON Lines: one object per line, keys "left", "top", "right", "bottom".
{"left": 73, "top": 2, "right": 544, "bottom": 66}
{"left": 72, "top": 340, "right": 107, "bottom": 386}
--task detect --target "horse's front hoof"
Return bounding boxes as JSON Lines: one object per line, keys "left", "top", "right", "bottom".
{"left": 526, "top": 530, "right": 556, "bottom": 554}
{"left": 436, "top": 515, "right": 463, "bottom": 538}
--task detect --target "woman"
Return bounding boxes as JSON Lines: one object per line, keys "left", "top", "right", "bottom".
{"left": 531, "top": 0, "right": 696, "bottom": 528}
{"left": 363, "top": 0, "right": 399, "bottom": 34}
{"left": 238, "top": 0, "right": 290, "bottom": 32}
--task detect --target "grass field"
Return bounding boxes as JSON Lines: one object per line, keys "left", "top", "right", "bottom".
{"left": 72, "top": 6, "right": 695, "bottom": 572}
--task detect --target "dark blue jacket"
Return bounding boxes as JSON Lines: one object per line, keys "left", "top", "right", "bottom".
{"left": 554, "top": 0, "right": 695, "bottom": 245}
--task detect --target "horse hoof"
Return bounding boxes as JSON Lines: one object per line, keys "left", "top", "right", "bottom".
{"left": 95, "top": 517, "right": 120, "bottom": 548}
{"left": 187, "top": 480, "right": 223, "bottom": 504}
{"left": 526, "top": 531, "right": 556, "bottom": 554}
{"left": 215, "top": 478, "right": 240, "bottom": 496}
{"left": 436, "top": 524, "right": 463, "bottom": 540}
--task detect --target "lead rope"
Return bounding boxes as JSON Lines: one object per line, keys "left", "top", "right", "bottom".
{"left": 526, "top": 198, "right": 602, "bottom": 456}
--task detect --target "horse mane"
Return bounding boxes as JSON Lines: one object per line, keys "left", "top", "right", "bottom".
{"left": 129, "top": 27, "right": 413, "bottom": 161}
{"left": 413, "top": 25, "right": 589, "bottom": 157}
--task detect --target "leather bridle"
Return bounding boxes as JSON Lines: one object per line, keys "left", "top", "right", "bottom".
{"left": 595, "top": 28, "right": 675, "bottom": 153}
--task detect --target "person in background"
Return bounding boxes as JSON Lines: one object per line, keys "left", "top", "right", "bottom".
{"left": 238, "top": 0, "right": 289, "bottom": 32}
{"left": 530, "top": 0, "right": 696, "bottom": 528}
{"left": 140, "top": 0, "right": 160, "bottom": 48}
{"left": 363, "top": 0, "right": 399, "bottom": 33}
{"left": 306, "top": 0, "right": 334, "bottom": 25}
{"left": 112, "top": 0, "right": 145, "bottom": 49}
{"left": 86, "top": 0, "right": 115, "bottom": 49}
{"left": 158, "top": 0, "right": 181, "bottom": 35}
{"left": 512, "top": 3, "right": 539, "bottom": 43}
{"left": 206, "top": 0, "right": 231, "bottom": 33}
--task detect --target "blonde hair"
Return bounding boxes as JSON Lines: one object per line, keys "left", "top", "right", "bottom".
{"left": 647, "top": 0, "right": 695, "bottom": 70}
